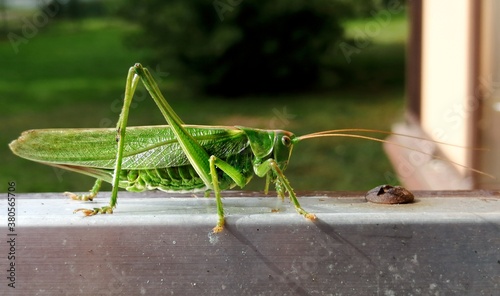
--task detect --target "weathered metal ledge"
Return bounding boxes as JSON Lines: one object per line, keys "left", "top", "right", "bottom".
{"left": 2, "top": 190, "right": 499, "bottom": 295}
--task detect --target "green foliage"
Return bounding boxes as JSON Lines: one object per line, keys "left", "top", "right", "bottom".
{"left": 41, "top": 0, "right": 114, "bottom": 19}
{"left": 119, "top": 0, "right": 379, "bottom": 96}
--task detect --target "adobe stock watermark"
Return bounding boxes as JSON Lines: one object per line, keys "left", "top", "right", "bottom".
{"left": 7, "top": 0, "right": 66, "bottom": 54}
{"left": 213, "top": 0, "right": 243, "bottom": 22}
{"left": 99, "top": 64, "right": 170, "bottom": 128}
{"left": 51, "top": 64, "right": 169, "bottom": 182}
{"left": 432, "top": 75, "right": 500, "bottom": 142}
{"left": 269, "top": 107, "right": 296, "bottom": 129}
{"left": 383, "top": 74, "right": 500, "bottom": 185}
{"left": 383, "top": 138, "right": 435, "bottom": 185}
{"left": 269, "top": 236, "right": 336, "bottom": 295}
{"left": 269, "top": 233, "right": 371, "bottom": 296}
{"left": 339, "top": 0, "right": 405, "bottom": 64}
{"left": 100, "top": 263, "right": 135, "bottom": 295}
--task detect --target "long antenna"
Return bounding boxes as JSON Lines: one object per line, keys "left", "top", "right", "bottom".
{"left": 296, "top": 128, "right": 494, "bottom": 179}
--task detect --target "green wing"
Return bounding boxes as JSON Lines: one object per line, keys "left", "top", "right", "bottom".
{"left": 9, "top": 125, "right": 248, "bottom": 170}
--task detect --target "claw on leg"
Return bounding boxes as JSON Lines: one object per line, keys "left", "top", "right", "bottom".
{"left": 73, "top": 208, "right": 96, "bottom": 216}
{"left": 74, "top": 206, "right": 113, "bottom": 216}
{"left": 212, "top": 225, "right": 224, "bottom": 233}
{"left": 64, "top": 191, "right": 96, "bottom": 201}
{"left": 64, "top": 179, "right": 102, "bottom": 202}
{"left": 305, "top": 213, "right": 317, "bottom": 220}
{"left": 295, "top": 206, "right": 317, "bottom": 221}
{"left": 212, "top": 216, "right": 225, "bottom": 233}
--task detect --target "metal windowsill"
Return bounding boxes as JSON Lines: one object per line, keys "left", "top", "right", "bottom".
{"left": 2, "top": 190, "right": 500, "bottom": 295}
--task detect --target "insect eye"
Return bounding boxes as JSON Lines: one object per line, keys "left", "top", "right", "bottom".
{"left": 281, "top": 136, "right": 292, "bottom": 147}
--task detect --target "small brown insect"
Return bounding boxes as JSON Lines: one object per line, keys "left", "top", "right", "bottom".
{"left": 365, "top": 185, "right": 414, "bottom": 204}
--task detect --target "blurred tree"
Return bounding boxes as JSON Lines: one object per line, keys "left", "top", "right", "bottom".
{"left": 41, "top": 0, "right": 109, "bottom": 19}
{"left": 120, "top": 0, "right": 380, "bottom": 96}
{"left": 0, "top": 0, "right": 7, "bottom": 32}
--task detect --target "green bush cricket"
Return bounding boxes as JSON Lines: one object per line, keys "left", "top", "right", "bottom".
{"left": 9, "top": 63, "right": 489, "bottom": 233}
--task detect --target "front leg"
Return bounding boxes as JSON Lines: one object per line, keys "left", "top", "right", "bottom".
{"left": 255, "top": 159, "right": 316, "bottom": 220}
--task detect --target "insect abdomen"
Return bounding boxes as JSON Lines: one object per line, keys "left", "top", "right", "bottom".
{"left": 121, "top": 147, "right": 256, "bottom": 192}
{"left": 122, "top": 166, "right": 207, "bottom": 192}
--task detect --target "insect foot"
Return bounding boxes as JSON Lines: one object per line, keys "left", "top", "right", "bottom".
{"left": 305, "top": 213, "right": 317, "bottom": 220}
{"left": 64, "top": 191, "right": 96, "bottom": 201}
{"left": 294, "top": 206, "right": 317, "bottom": 220}
{"left": 212, "top": 225, "right": 224, "bottom": 233}
{"left": 212, "top": 216, "right": 225, "bottom": 233}
{"left": 73, "top": 206, "right": 114, "bottom": 216}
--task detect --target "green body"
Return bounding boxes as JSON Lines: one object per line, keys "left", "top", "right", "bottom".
{"left": 9, "top": 63, "right": 313, "bottom": 232}
{"left": 11, "top": 125, "right": 293, "bottom": 192}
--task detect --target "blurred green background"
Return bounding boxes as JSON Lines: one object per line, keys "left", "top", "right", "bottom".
{"left": 1, "top": 0, "right": 406, "bottom": 193}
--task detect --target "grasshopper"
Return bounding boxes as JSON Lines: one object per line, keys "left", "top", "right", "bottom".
{"left": 11, "top": 63, "right": 318, "bottom": 232}
{"left": 8, "top": 63, "right": 487, "bottom": 233}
